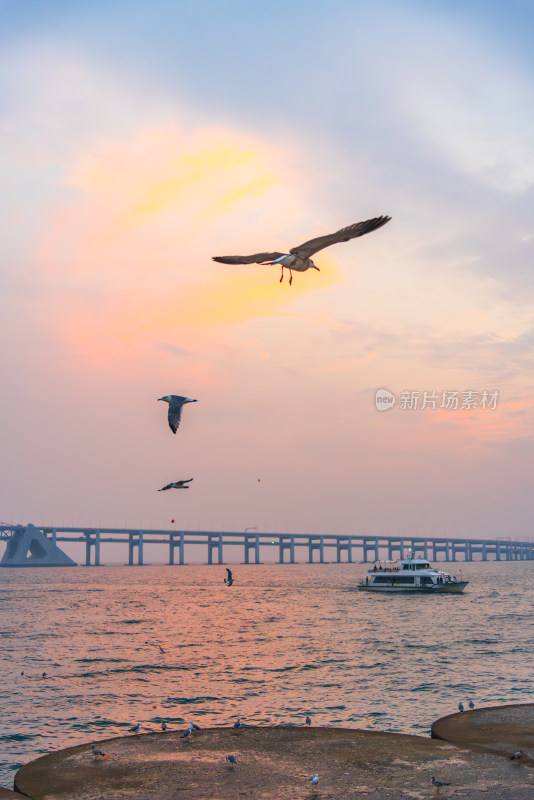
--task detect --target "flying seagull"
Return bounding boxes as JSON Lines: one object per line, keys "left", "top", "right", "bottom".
{"left": 158, "top": 479, "right": 193, "bottom": 491}
{"left": 158, "top": 395, "right": 198, "bottom": 434}
{"left": 224, "top": 568, "right": 234, "bottom": 586}
{"left": 212, "top": 215, "right": 391, "bottom": 285}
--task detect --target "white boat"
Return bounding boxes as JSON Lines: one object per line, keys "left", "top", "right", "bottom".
{"left": 357, "top": 557, "right": 468, "bottom": 593}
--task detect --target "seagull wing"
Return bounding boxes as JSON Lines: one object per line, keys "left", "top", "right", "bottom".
{"left": 226, "top": 568, "right": 233, "bottom": 580}
{"left": 212, "top": 252, "right": 285, "bottom": 265}
{"left": 290, "top": 216, "right": 391, "bottom": 258}
{"left": 179, "top": 478, "right": 194, "bottom": 485}
{"left": 158, "top": 484, "right": 174, "bottom": 491}
{"left": 168, "top": 398, "right": 186, "bottom": 433}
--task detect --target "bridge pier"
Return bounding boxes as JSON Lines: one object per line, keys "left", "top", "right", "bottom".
{"left": 308, "top": 536, "right": 325, "bottom": 563}
{"left": 363, "top": 537, "right": 379, "bottom": 563}
{"left": 336, "top": 537, "right": 353, "bottom": 563}
{"left": 244, "top": 535, "right": 261, "bottom": 564}
{"left": 431, "top": 539, "right": 450, "bottom": 562}
{"left": 128, "top": 532, "right": 144, "bottom": 565}
{"left": 278, "top": 536, "right": 295, "bottom": 564}
{"left": 387, "top": 539, "right": 405, "bottom": 560}
{"left": 84, "top": 530, "right": 101, "bottom": 566}
{"left": 168, "top": 533, "right": 185, "bottom": 565}
{"left": 207, "top": 534, "right": 224, "bottom": 565}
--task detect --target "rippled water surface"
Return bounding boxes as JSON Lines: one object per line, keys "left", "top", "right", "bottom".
{"left": 1, "top": 560, "right": 534, "bottom": 787}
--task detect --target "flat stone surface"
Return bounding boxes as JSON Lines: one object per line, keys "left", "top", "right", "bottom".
{"left": 432, "top": 703, "right": 534, "bottom": 763}
{"left": 0, "top": 789, "right": 30, "bottom": 799}
{"left": 13, "top": 725, "right": 534, "bottom": 800}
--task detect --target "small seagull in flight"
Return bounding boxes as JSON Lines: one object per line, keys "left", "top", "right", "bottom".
{"left": 128, "top": 723, "right": 141, "bottom": 733}
{"left": 510, "top": 749, "right": 524, "bottom": 760}
{"left": 458, "top": 702, "right": 464, "bottom": 712}
{"left": 226, "top": 754, "right": 237, "bottom": 767}
{"left": 224, "top": 568, "right": 234, "bottom": 586}
{"left": 213, "top": 215, "right": 391, "bottom": 285}
{"left": 158, "top": 645, "right": 165, "bottom": 653}
{"left": 158, "top": 395, "right": 198, "bottom": 434}
{"left": 158, "top": 479, "right": 193, "bottom": 491}
{"left": 310, "top": 774, "right": 319, "bottom": 787}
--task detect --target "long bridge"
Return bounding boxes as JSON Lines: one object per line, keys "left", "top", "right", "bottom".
{"left": 0, "top": 524, "right": 532, "bottom": 566}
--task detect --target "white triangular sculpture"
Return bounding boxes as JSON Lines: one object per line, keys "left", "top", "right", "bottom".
{"left": 0, "top": 524, "right": 77, "bottom": 567}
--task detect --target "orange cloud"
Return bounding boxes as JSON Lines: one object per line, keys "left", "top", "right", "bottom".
{"left": 38, "top": 123, "right": 344, "bottom": 367}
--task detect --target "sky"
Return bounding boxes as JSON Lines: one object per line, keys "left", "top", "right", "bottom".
{"left": 1, "top": 0, "right": 534, "bottom": 550}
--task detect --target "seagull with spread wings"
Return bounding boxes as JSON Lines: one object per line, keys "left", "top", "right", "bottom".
{"left": 212, "top": 215, "right": 391, "bottom": 285}
{"left": 158, "top": 479, "right": 193, "bottom": 491}
{"left": 158, "top": 395, "right": 198, "bottom": 434}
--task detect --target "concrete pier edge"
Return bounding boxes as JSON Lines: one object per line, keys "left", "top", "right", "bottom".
{"left": 12, "top": 705, "right": 534, "bottom": 800}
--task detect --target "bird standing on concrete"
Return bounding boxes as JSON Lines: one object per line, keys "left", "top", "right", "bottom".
{"left": 161, "top": 721, "right": 167, "bottom": 731}
{"left": 431, "top": 776, "right": 451, "bottom": 789}
{"left": 458, "top": 702, "right": 464, "bottom": 712}
{"left": 305, "top": 715, "right": 311, "bottom": 725}
{"left": 468, "top": 700, "right": 475, "bottom": 709}
{"left": 91, "top": 745, "right": 108, "bottom": 759}
{"left": 158, "top": 395, "right": 198, "bottom": 434}
{"left": 180, "top": 724, "right": 194, "bottom": 741}
{"left": 232, "top": 719, "right": 242, "bottom": 729}
{"left": 213, "top": 216, "right": 391, "bottom": 285}
{"left": 510, "top": 749, "right": 523, "bottom": 760}
{"left": 310, "top": 774, "right": 319, "bottom": 787}
{"left": 226, "top": 754, "right": 237, "bottom": 767}
{"left": 128, "top": 723, "right": 141, "bottom": 733}
{"left": 158, "top": 479, "right": 193, "bottom": 491}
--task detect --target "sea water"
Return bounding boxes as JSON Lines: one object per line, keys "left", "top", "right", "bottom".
{"left": 1, "top": 560, "right": 533, "bottom": 788}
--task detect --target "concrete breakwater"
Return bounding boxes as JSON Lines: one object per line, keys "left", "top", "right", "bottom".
{"left": 12, "top": 705, "right": 534, "bottom": 800}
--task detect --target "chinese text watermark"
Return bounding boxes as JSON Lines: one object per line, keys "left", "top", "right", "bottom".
{"left": 375, "top": 389, "right": 499, "bottom": 412}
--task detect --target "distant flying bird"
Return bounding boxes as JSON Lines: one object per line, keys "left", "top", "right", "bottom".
{"left": 158, "top": 395, "right": 198, "bottom": 434}
{"left": 431, "top": 776, "right": 450, "bottom": 788}
{"left": 310, "top": 774, "right": 319, "bottom": 787}
{"left": 224, "top": 568, "right": 234, "bottom": 586}
{"left": 305, "top": 715, "right": 311, "bottom": 725}
{"left": 468, "top": 700, "right": 475, "bottom": 709}
{"left": 510, "top": 749, "right": 523, "bottom": 760}
{"left": 458, "top": 702, "right": 464, "bottom": 712}
{"left": 226, "top": 754, "right": 237, "bottom": 766}
{"left": 158, "top": 479, "right": 193, "bottom": 491}
{"left": 158, "top": 645, "right": 165, "bottom": 653}
{"left": 212, "top": 216, "right": 391, "bottom": 285}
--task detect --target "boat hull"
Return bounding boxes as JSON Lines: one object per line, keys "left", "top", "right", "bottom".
{"left": 357, "top": 582, "right": 468, "bottom": 594}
